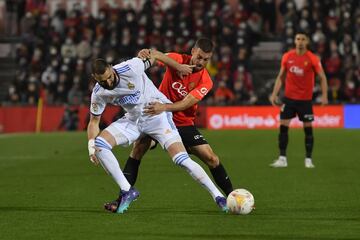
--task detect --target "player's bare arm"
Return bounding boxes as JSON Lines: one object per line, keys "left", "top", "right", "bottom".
{"left": 144, "top": 94, "right": 199, "bottom": 115}
{"left": 87, "top": 114, "right": 101, "bottom": 165}
{"left": 137, "top": 49, "right": 152, "bottom": 61}
{"left": 138, "top": 49, "right": 194, "bottom": 76}
{"left": 317, "top": 69, "right": 328, "bottom": 105}
{"left": 270, "top": 67, "right": 286, "bottom": 106}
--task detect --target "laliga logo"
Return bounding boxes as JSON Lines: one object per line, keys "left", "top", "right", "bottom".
{"left": 172, "top": 82, "right": 188, "bottom": 97}
{"left": 289, "top": 66, "right": 304, "bottom": 76}
{"left": 209, "top": 114, "right": 223, "bottom": 129}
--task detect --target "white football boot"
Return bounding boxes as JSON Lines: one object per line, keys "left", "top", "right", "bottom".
{"left": 305, "top": 158, "right": 315, "bottom": 168}
{"left": 269, "top": 156, "right": 287, "bottom": 168}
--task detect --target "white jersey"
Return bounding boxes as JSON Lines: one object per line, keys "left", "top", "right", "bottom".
{"left": 90, "top": 57, "right": 171, "bottom": 121}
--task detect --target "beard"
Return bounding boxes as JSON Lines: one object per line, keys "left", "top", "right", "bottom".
{"left": 193, "top": 65, "right": 204, "bottom": 73}
{"left": 99, "top": 78, "right": 119, "bottom": 90}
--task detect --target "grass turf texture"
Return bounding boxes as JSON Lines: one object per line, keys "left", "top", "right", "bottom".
{"left": 0, "top": 129, "right": 359, "bottom": 240}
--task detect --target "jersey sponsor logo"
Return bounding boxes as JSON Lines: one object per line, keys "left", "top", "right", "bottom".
{"left": 172, "top": 82, "right": 188, "bottom": 97}
{"left": 289, "top": 66, "right": 304, "bottom": 76}
{"left": 113, "top": 90, "right": 141, "bottom": 105}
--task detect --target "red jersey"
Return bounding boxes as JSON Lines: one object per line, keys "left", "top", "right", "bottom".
{"left": 158, "top": 53, "right": 213, "bottom": 126}
{"left": 281, "top": 49, "right": 323, "bottom": 100}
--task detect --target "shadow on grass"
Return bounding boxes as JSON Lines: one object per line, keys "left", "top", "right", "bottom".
{"left": 0, "top": 206, "right": 226, "bottom": 216}
{"left": 0, "top": 206, "right": 100, "bottom": 214}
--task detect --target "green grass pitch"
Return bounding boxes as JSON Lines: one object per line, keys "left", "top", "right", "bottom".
{"left": 0, "top": 129, "right": 359, "bottom": 240}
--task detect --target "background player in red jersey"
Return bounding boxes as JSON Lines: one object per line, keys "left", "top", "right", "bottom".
{"left": 269, "top": 31, "right": 328, "bottom": 168}
{"left": 104, "top": 38, "right": 234, "bottom": 212}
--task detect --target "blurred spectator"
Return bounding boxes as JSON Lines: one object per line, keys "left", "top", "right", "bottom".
{"left": 214, "top": 81, "right": 235, "bottom": 106}
{"left": 58, "top": 106, "right": 79, "bottom": 131}
{"left": 233, "top": 66, "right": 257, "bottom": 105}
{"left": 338, "top": 34, "right": 358, "bottom": 60}
{"left": 260, "top": 0, "right": 276, "bottom": 36}
{"left": 4, "top": 0, "right": 360, "bottom": 107}
{"left": 5, "top": 0, "right": 24, "bottom": 35}
{"left": 67, "top": 83, "right": 83, "bottom": 105}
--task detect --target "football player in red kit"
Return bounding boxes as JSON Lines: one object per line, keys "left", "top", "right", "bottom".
{"left": 269, "top": 31, "right": 328, "bottom": 168}
{"left": 104, "top": 38, "right": 234, "bottom": 212}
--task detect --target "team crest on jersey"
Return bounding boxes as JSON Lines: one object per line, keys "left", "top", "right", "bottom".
{"left": 304, "top": 61, "right": 308, "bottom": 66}
{"left": 127, "top": 82, "right": 135, "bottom": 90}
{"left": 189, "top": 82, "right": 195, "bottom": 90}
{"left": 91, "top": 103, "right": 98, "bottom": 112}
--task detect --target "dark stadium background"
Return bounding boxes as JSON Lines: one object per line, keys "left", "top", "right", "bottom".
{"left": 0, "top": 0, "right": 359, "bottom": 132}
{"left": 0, "top": 1, "right": 359, "bottom": 240}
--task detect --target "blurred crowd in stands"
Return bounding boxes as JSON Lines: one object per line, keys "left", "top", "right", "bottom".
{"left": 3, "top": 0, "right": 360, "bottom": 106}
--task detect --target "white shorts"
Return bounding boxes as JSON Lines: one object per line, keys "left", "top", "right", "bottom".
{"left": 105, "top": 112, "right": 181, "bottom": 149}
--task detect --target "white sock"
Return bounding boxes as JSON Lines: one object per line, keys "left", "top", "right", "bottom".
{"left": 95, "top": 137, "right": 131, "bottom": 191}
{"left": 172, "top": 152, "right": 224, "bottom": 200}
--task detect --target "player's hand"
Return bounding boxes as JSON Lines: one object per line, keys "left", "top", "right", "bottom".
{"left": 144, "top": 102, "right": 166, "bottom": 115}
{"left": 269, "top": 94, "right": 280, "bottom": 106}
{"left": 176, "top": 64, "right": 195, "bottom": 79}
{"left": 137, "top": 49, "right": 151, "bottom": 60}
{"left": 88, "top": 139, "right": 100, "bottom": 165}
{"left": 321, "top": 95, "right": 328, "bottom": 105}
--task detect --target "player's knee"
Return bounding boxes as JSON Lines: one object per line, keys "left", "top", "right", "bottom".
{"left": 204, "top": 153, "right": 220, "bottom": 168}
{"left": 95, "top": 136, "right": 113, "bottom": 150}
{"left": 131, "top": 140, "right": 150, "bottom": 160}
{"left": 98, "top": 130, "right": 117, "bottom": 147}
{"left": 172, "top": 152, "right": 190, "bottom": 166}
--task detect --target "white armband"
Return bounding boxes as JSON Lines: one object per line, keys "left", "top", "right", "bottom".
{"left": 143, "top": 58, "right": 152, "bottom": 70}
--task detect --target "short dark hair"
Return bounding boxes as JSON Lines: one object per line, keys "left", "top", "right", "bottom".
{"left": 91, "top": 58, "right": 110, "bottom": 75}
{"left": 194, "top": 38, "right": 214, "bottom": 53}
{"left": 295, "top": 30, "right": 309, "bottom": 38}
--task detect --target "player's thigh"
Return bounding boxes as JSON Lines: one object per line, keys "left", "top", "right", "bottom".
{"left": 142, "top": 112, "right": 182, "bottom": 150}
{"left": 280, "top": 98, "right": 296, "bottom": 121}
{"left": 177, "top": 126, "right": 208, "bottom": 153}
{"left": 296, "top": 101, "right": 314, "bottom": 122}
{"left": 105, "top": 117, "right": 141, "bottom": 147}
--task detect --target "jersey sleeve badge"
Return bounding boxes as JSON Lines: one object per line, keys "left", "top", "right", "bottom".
{"left": 189, "top": 82, "right": 195, "bottom": 91}
{"left": 91, "top": 103, "right": 98, "bottom": 112}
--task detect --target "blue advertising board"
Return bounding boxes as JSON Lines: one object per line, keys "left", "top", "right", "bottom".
{"left": 344, "top": 105, "right": 360, "bottom": 129}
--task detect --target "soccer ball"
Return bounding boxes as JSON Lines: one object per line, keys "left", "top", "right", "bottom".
{"left": 226, "top": 188, "right": 255, "bottom": 215}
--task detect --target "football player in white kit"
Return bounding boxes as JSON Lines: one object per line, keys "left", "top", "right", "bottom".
{"left": 87, "top": 50, "right": 228, "bottom": 213}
